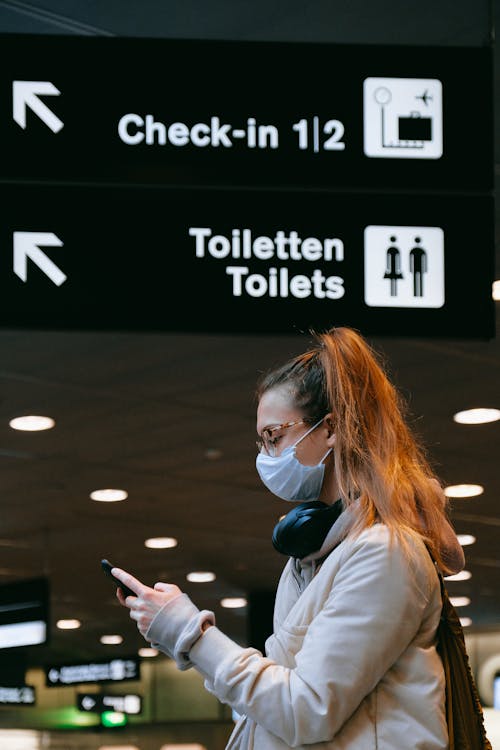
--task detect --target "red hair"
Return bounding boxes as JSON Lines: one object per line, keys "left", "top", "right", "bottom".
{"left": 256, "top": 326, "right": 453, "bottom": 572}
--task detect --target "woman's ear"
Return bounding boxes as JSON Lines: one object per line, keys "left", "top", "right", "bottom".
{"left": 324, "top": 413, "right": 336, "bottom": 443}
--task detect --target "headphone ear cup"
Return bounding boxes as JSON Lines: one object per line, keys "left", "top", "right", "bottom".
{"left": 272, "top": 500, "right": 343, "bottom": 559}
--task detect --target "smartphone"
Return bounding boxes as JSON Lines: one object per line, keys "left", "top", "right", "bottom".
{"left": 101, "top": 558, "right": 137, "bottom": 598}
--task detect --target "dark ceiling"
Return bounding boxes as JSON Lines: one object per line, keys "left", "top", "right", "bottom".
{"left": 0, "top": 0, "right": 498, "bottom": 673}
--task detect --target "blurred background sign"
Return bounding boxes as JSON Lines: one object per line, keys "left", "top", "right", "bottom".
{"left": 77, "top": 692, "right": 142, "bottom": 714}
{"left": 45, "top": 657, "right": 140, "bottom": 687}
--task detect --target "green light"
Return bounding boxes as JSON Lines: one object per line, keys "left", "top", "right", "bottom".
{"left": 101, "top": 710, "right": 127, "bottom": 728}
{"left": 42, "top": 706, "right": 98, "bottom": 729}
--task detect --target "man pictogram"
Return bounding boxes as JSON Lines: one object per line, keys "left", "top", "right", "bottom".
{"left": 409, "top": 236, "right": 427, "bottom": 297}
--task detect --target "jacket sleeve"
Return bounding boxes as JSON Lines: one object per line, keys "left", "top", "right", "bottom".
{"left": 187, "top": 526, "right": 437, "bottom": 746}
{"left": 147, "top": 593, "right": 215, "bottom": 670}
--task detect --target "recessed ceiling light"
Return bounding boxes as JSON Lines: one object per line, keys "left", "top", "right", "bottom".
{"left": 9, "top": 415, "right": 55, "bottom": 431}
{"left": 90, "top": 489, "right": 128, "bottom": 502}
{"left": 186, "top": 571, "right": 216, "bottom": 583}
{"left": 144, "top": 537, "right": 177, "bottom": 549}
{"left": 100, "top": 634, "right": 123, "bottom": 645}
{"left": 444, "top": 484, "right": 484, "bottom": 498}
{"left": 221, "top": 597, "right": 247, "bottom": 609}
{"left": 453, "top": 408, "right": 500, "bottom": 424}
{"left": 457, "top": 534, "right": 476, "bottom": 546}
{"left": 56, "top": 619, "right": 81, "bottom": 630}
{"left": 460, "top": 617, "right": 472, "bottom": 627}
{"left": 445, "top": 570, "right": 472, "bottom": 581}
{"left": 205, "top": 448, "right": 223, "bottom": 460}
{"left": 449, "top": 596, "right": 471, "bottom": 607}
{"left": 138, "top": 647, "right": 158, "bottom": 657}
{"left": 493, "top": 280, "right": 500, "bottom": 301}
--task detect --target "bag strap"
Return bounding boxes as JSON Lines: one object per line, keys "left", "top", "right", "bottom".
{"left": 427, "top": 546, "right": 492, "bottom": 750}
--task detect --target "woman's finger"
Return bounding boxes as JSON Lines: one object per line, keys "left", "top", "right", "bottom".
{"left": 111, "top": 567, "right": 146, "bottom": 597}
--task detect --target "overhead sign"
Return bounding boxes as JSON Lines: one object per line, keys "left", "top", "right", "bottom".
{"left": 45, "top": 657, "right": 140, "bottom": 687}
{"left": 0, "top": 34, "right": 493, "bottom": 339}
{"left": 0, "top": 578, "right": 49, "bottom": 649}
{"left": 0, "top": 34, "right": 492, "bottom": 192}
{"left": 0, "top": 685, "right": 35, "bottom": 705}
{"left": 0, "top": 184, "right": 494, "bottom": 338}
{"left": 77, "top": 692, "right": 142, "bottom": 714}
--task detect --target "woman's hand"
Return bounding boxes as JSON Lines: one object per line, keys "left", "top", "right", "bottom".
{"left": 112, "top": 567, "right": 183, "bottom": 638}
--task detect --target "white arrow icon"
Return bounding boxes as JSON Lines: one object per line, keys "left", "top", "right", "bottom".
{"left": 82, "top": 696, "right": 96, "bottom": 710}
{"left": 14, "top": 232, "right": 67, "bottom": 286}
{"left": 48, "top": 668, "right": 59, "bottom": 683}
{"left": 13, "top": 81, "right": 64, "bottom": 133}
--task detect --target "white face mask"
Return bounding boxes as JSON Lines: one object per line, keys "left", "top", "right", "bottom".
{"left": 256, "top": 419, "right": 332, "bottom": 502}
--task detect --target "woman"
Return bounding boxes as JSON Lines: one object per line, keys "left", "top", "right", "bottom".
{"left": 113, "top": 326, "right": 465, "bottom": 749}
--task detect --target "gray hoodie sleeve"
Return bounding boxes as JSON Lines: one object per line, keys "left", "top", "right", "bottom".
{"left": 146, "top": 593, "right": 215, "bottom": 670}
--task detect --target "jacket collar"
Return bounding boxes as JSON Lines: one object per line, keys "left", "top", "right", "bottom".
{"left": 300, "top": 503, "right": 357, "bottom": 563}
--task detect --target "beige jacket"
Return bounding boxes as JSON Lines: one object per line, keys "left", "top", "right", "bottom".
{"left": 148, "top": 522, "right": 449, "bottom": 749}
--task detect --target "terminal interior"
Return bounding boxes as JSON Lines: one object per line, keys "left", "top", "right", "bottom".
{"left": 0, "top": 1, "right": 499, "bottom": 749}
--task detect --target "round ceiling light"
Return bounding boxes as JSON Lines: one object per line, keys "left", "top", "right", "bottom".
{"left": 56, "top": 619, "right": 81, "bottom": 630}
{"left": 445, "top": 570, "right": 472, "bottom": 581}
{"left": 144, "top": 537, "right": 178, "bottom": 549}
{"left": 100, "top": 634, "right": 123, "bottom": 645}
{"left": 457, "top": 534, "right": 476, "bottom": 546}
{"left": 9, "top": 415, "right": 55, "bottom": 431}
{"left": 444, "top": 484, "right": 484, "bottom": 498}
{"left": 453, "top": 408, "right": 500, "bottom": 425}
{"left": 221, "top": 597, "right": 247, "bottom": 609}
{"left": 187, "top": 571, "right": 216, "bottom": 583}
{"left": 449, "top": 596, "right": 471, "bottom": 607}
{"left": 90, "top": 489, "right": 128, "bottom": 502}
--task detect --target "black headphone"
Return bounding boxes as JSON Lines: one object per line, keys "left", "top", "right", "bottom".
{"left": 272, "top": 499, "right": 343, "bottom": 559}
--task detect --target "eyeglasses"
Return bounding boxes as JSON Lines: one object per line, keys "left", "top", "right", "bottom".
{"left": 256, "top": 419, "right": 312, "bottom": 457}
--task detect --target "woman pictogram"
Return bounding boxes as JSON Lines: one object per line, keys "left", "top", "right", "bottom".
{"left": 383, "top": 235, "right": 404, "bottom": 296}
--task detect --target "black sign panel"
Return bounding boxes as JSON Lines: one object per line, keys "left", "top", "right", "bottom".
{"left": 0, "top": 685, "right": 35, "bottom": 705}
{"left": 0, "top": 184, "right": 493, "bottom": 338}
{"left": 45, "top": 657, "right": 140, "bottom": 687}
{"left": 77, "top": 692, "right": 142, "bottom": 714}
{"left": 0, "top": 34, "right": 493, "bottom": 192}
{"left": 0, "top": 578, "right": 49, "bottom": 649}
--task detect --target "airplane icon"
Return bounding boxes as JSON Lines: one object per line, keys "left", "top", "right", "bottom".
{"left": 415, "top": 89, "right": 433, "bottom": 106}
